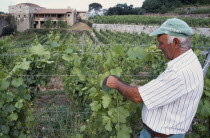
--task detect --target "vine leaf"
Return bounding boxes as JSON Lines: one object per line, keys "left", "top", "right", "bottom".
{"left": 12, "top": 58, "right": 31, "bottom": 73}
{"left": 116, "top": 124, "right": 132, "bottom": 138}
{"left": 112, "top": 45, "right": 123, "bottom": 55}
{"left": 8, "top": 113, "right": 18, "bottom": 121}
{"left": 3, "top": 104, "right": 15, "bottom": 113}
{"left": 15, "top": 99, "right": 23, "bottom": 109}
{"left": 5, "top": 92, "right": 15, "bottom": 102}
{"left": 90, "top": 101, "right": 101, "bottom": 112}
{"left": 200, "top": 100, "right": 210, "bottom": 117}
{"left": 62, "top": 54, "right": 72, "bottom": 62}
{"left": 21, "top": 59, "right": 31, "bottom": 70}
{"left": 51, "top": 42, "right": 60, "bottom": 47}
{"left": 1, "top": 125, "right": 10, "bottom": 134}
{"left": 108, "top": 107, "right": 130, "bottom": 123}
{"left": 11, "top": 78, "right": 23, "bottom": 87}
{"left": 102, "top": 116, "right": 112, "bottom": 132}
{"left": 0, "top": 79, "right": 9, "bottom": 91}
{"left": 89, "top": 87, "right": 98, "bottom": 98}
{"left": 0, "top": 71, "right": 6, "bottom": 78}
{"left": 72, "top": 67, "right": 85, "bottom": 81}
{"left": 0, "top": 101, "right": 4, "bottom": 108}
{"left": 30, "top": 44, "right": 50, "bottom": 58}
{"left": 65, "top": 48, "right": 73, "bottom": 54}
{"left": 127, "top": 47, "right": 145, "bottom": 60}
{"left": 80, "top": 125, "right": 86, "bottom": 132}
{"left": 99, "top": 72, "right": 111, "bottom": 87}
{"left": 102, "top": 95, "right": 111, "bottom": 108}
{"left": 110, "top": 67, "right": 122, "bottom": 77}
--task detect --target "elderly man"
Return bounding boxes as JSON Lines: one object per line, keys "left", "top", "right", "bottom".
{"left": 104, "top": 18, "right": 204, "bottom": 138}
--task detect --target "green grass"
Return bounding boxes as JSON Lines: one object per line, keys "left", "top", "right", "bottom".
{"left": 191, "top": 8, "right": 210, "bottom": 14}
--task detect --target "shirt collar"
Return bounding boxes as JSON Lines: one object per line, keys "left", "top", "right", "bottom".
{"left": 167, "top": 49, "right": 194, "bottom": 69}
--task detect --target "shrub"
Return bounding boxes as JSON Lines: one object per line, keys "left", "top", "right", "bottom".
{"left": 1, "top": 26, "right": 15, "bottom": 36}
{"left": 87, "top": 21, "right": 93, "bottom": 28}
{"left": 57, "top": 21, "right": 68, "bottom": 28}
{"left": 190, "top": 8, "right": 210, "bottom": 14}
{"left": 44, "top": 18, "right": 53, "bottom": 28}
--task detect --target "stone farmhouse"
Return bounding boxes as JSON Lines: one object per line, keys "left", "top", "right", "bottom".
{"left": 9, "top": 3, "right": 88, "bottom": 32}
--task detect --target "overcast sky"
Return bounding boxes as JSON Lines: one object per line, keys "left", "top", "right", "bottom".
{"left": 1, "top": 0, "right": 144, "bottom": 13}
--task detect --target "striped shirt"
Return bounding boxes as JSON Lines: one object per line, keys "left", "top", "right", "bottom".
{"left": 138, "top": 49, "right": 204, "bottom": 135}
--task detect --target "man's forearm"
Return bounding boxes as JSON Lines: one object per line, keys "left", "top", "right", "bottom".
{"left": 115, "top": 80, "right": 143, "bottom": 103}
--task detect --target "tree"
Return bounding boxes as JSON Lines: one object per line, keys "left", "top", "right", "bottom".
{"left": 0, "top": 11, "right": 5, "bottom": 14}
{"left": 107, "top": 3, "right": 141, "bottom": 15}
{"left": 133, "top": 7, "right": 146, "bottom": 15}
{"left": 142, "top": 0, "right": 182, "bottom": 13}
{"left": 1, "top": 26, "right": 15, "bottom": 36}
{"left": 57, "top": 20, "right": 67, "bottom": 28}
{"left": 44, "top": 18, "right": 53, "bottom": 28}
{"left": 89, "top": 3, "right": 102, "bottom": 12}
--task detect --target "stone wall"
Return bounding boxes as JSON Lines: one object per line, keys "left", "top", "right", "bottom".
{"left": 92, "top": 24, "right": 210, "bottom": 37}
{"left": 9, "top": 5, "right": 43, "bottom": 32}
{"left": 145, "top": 13, "right": 210, "bottom": 18}
{"left": 77, "top": 12, "right": 88, "bottom": 20}
{"left": 67, "top": 10, "right": 77, "bottom": 26}
{"left": 0, "top": 15, "right": 15, "bottom": 35}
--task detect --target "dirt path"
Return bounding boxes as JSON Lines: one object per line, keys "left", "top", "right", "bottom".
{"left": 70, "top": 22, "right": 92, "bottom": 31}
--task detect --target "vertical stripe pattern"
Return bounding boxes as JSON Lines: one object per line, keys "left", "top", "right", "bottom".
{"left": 138, "top": 49, "right": 204, "bottom": 135}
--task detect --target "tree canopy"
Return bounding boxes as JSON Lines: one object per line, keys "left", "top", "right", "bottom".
{"left": 89, "top": 3, "right": 103, "bottom": 12}
{"left": 142, "top": 0, "right": 182, "bottom": 13}
{"left": 142, "top": 0, "right": 210, "bottom": 13}
{"left": 107, "top": 3, "right": 143, "bottom": 15}
{"left": 179, "top": 0, "right": 210, "bottom": 4}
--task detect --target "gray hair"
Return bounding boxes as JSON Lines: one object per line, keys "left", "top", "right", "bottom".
{"left": 167, "top": 35, "right": 191, "bottom": 49}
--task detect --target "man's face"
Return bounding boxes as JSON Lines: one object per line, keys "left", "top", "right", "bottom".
{"left": 157, "top": 34, "right": 176, "bottom": 60}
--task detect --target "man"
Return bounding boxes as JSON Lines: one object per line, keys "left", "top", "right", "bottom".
{"left": 103, "top": 18, "right": 204, "bottom": 138}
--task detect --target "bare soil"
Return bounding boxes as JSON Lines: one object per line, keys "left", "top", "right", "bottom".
{"left": 34, "top": 94, "right": 70, "bottom": 109}
{"left": 70, "top": 22, "right": 92, "bottom": 31}
{"left": 39, "top": 77, "right": 64, "bottom": 91}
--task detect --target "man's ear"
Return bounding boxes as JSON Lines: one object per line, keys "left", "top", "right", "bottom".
{"left": 173, "top": 38, "right": 181, "bottom": 49}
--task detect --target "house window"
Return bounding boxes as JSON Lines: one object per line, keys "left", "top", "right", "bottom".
{"left": 68, "top": 14, "right": 70, "bottom": 17}
{"left": 18, "top": 15, "right": 20, "bottom": 17}
{"left": 24, "top": 15, "right": 26, "bottom": 18}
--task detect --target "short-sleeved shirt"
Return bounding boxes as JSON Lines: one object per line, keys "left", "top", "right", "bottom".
{"left": 138, "top": 49, "right": 204, "bottom": 135}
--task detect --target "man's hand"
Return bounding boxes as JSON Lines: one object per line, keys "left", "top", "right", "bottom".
{"left": 102, "top": 75, "right": 143, "bottom": 103}
{"left": 104, "top": 75, "right": 120, "bottom": 89}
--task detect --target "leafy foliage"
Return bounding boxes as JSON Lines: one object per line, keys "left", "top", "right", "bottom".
{"left": 142, "top": 0, "right": 182, "bottom": 13}
{"left": 89, "top": 3, "right": 103, "bottom": 12}
{"left": 0, "top": 30, "right": 209, "bottom": 138}
{"left": 92, "top": 15, "right": 210, "bottom": 27}
{"left": 107, "top": 3, "right": 143, "bottom": 15}
{"left": 44, "top": 18, "right": 53, "bottom": 28}
{"left": 57, "top": 20, "right": 68, "bottom": 28}
{"left": 1, "top": 26, "right": 16, "bottom": 36}
{"left": 141, "top": 0, "right": 210, "bottom": 13}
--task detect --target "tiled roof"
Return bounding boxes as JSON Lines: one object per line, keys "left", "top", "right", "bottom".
{"left": 34, "top": 9, "right": 73, "bottom": 14}
{"left": 17, "top": 3, "right": 40, "bottom": 7}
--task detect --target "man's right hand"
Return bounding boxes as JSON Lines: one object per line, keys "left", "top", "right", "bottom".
{"left": 106, "top": 75, "right": 120, "bottom": 89}
{"left": 103, "top": 75, "right": 121, "bottom": 89}
{"left": 102, "top": 75, "right": 143, "bottom": 103}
